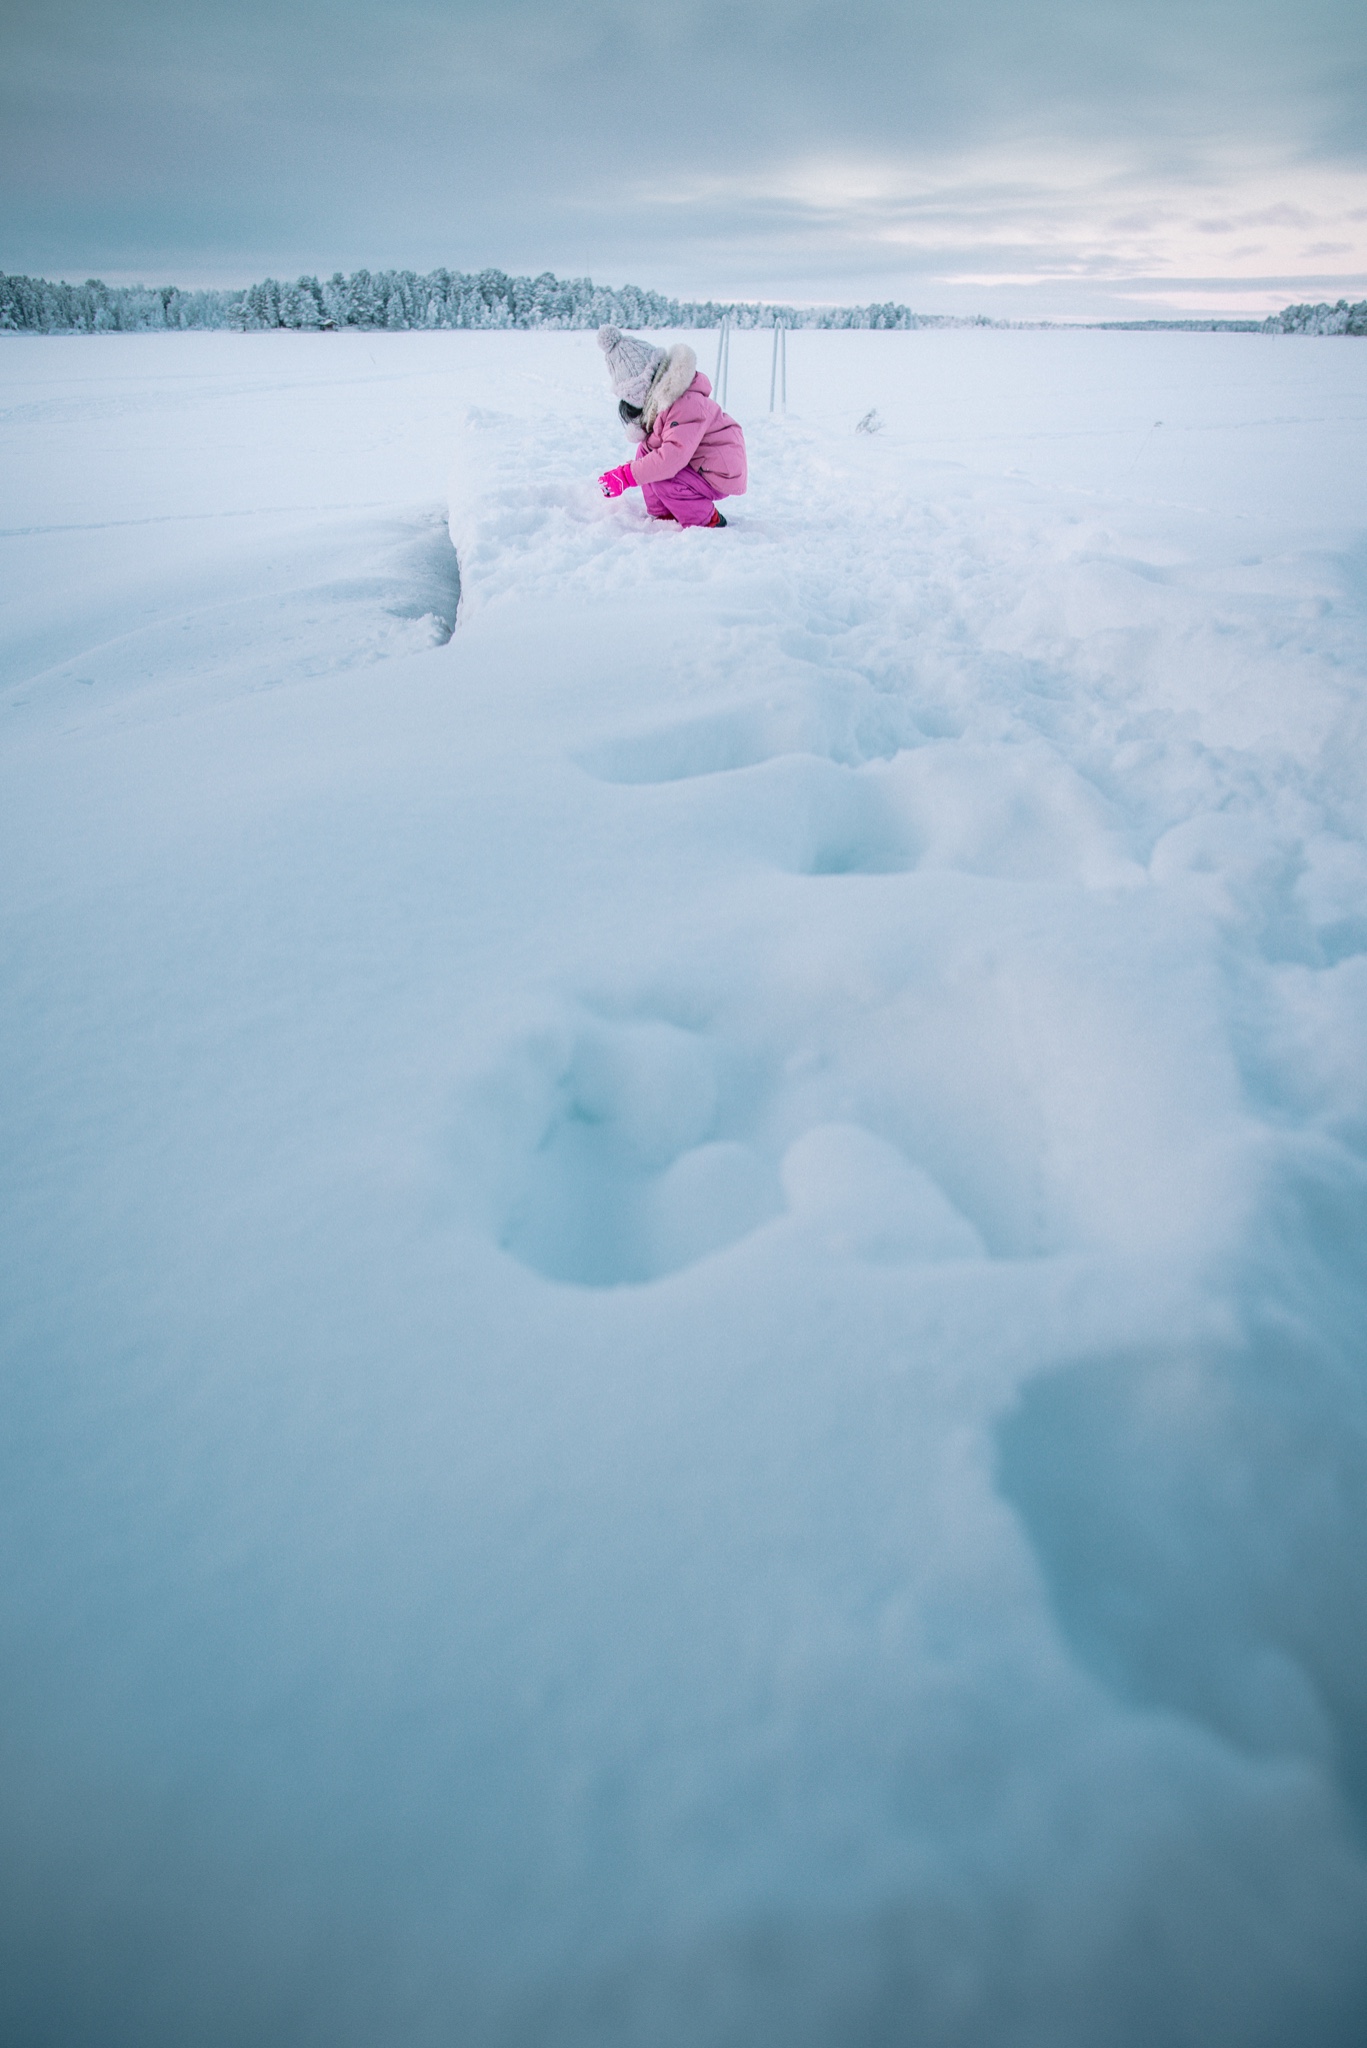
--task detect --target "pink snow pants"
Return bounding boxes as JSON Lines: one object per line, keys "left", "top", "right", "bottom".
{"left": 641, "top": 464, "right": 720, "bottom": 527}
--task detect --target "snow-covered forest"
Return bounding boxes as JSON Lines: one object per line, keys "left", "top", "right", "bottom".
{"left": 1267, "top": 298, "right": 1367, "bottom": 335}
{"left": 0, "top": 267, "right": 968, "bottom": 334}
{"left": 2, "top": 265, "right": 1363, "bottom": 336}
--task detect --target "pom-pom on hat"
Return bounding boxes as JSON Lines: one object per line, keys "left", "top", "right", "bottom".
{"left": 598, "top": 325, "right": 666, "bottom": 407}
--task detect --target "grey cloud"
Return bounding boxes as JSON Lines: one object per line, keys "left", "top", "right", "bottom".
{"left": 1, "top": 0, "right": 1364, "bottom": 301}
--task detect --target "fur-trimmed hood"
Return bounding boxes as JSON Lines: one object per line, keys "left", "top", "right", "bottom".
{"left": 642, "top": 343, "right": 698, "bottom": 429}
{"left": 621, "top": 343, "right": 702, "bottom": 443}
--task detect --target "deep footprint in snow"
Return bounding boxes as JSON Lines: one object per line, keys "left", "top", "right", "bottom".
{"left": 581, "top": 713, "right": 1139, "bottom": 889}
{"left": 579, "top": 705, "right": 818, "bottom": 786}
{"left": 580, "top": 734, "right": 922, "bottom": 877}
{"left": 996, "top": 1298, "right": 1367, "bottom": 1823}
{"left": 487, "top": 1014, "right": 782, "bottom": 1286}
{"left": 577, "top": 686, "right": 926, "bottom": 790}
{"left": 779, "top": 756, "right": 919, "bottom": 875}
{"left": 705, "top": 752, "right": 920, "bottom": 876}
{"left": 464, "top": 1016, "right": 992, "bottom": 1284}
{"left": 780, "top": 1123, "right": 986, "bottom": 1262}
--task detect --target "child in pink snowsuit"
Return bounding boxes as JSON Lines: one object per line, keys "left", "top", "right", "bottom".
{"left": 596, "top": 325, "right": 747, "bottom": 528}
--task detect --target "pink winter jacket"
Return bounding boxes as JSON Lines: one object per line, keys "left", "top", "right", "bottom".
{"left": 630, "top": 369, "right": 748, "bottom": 498}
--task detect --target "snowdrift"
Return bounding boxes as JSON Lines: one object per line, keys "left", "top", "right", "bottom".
{"left": 3, "top": 327, "right": 1367, "bottom": 2045}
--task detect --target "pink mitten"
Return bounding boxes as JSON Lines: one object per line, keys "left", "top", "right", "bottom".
{"left": 598, "top": 462, "right": 636, "bottom": 498}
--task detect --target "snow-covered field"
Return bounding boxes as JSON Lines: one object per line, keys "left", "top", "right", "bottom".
{"left": 3, "top": 327, "right": 1367, "bottom": 2045}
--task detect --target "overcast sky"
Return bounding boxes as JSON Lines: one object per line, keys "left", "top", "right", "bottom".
{"left": 2, "top": 0, "right": 1364, "bottom": 317}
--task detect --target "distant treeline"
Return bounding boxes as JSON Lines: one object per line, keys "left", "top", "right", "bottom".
{"left": 1096, "top": 301, "right": 1367, "bottom": 336}
{"left": 2, "top": 267, "right": 1364, "bottom": 337}
{"left": 0, "top": 267, "right": 982, "bottom": 335}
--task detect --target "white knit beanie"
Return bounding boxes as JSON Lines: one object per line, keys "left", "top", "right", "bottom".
{"left": 597, "top": 325, "right": 666, "bottom": 406}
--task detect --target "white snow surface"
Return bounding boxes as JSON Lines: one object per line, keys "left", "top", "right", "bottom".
{"left": 3, "top": 328, "right": 1367, "bottom": 2044}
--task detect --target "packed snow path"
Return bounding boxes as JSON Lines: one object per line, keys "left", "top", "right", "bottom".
{"left": 3, "top": 331, "right": 1367, "bottom": 2045}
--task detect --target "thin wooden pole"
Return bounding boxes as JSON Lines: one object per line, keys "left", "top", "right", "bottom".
{"left": 714, "top": 315, "right": 730, "bottom": 407}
